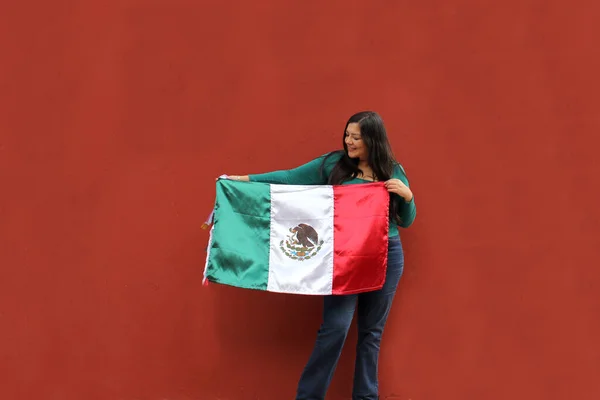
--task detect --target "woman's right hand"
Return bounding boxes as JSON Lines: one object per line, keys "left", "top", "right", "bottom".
{"left": 224, "top": 175, "right": 250, "bottom": 181}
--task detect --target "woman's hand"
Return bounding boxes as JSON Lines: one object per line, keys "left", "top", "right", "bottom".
{"left": 224, "top": 175, "right": 250, "bottom": 181}
{"left": 384, "top": 179, "right": 413, "bottom": 202}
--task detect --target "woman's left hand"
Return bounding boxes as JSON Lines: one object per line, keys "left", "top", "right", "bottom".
{"left": 384, "top": 179, "right": 413, "bottom": 202}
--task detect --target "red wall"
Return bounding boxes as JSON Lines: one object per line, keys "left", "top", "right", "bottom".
{"left": 2, "top": 1, "right": 599, "bottom": 399}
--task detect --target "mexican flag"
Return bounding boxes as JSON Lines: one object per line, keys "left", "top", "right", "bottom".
{"left": 202, "top": 177, "right": 390, "bottom": 295}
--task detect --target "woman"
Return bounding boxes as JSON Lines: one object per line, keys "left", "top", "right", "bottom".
{"left": 227, "top": 111, "right": 416, "bottom": 400}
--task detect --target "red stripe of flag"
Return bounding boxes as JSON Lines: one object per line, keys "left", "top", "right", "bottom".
{"left": 332, "top": 182, "right": 390, "bottom": 295}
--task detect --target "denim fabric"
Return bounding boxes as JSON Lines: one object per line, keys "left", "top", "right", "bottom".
{"left": 296, "top": 236, "right": 405, "bottom": 400}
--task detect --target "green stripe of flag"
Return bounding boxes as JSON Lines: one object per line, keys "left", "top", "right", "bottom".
{"left": 205, "top": 180, "right": 271, "bottom": 290}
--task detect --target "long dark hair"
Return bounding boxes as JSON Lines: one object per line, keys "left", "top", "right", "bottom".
{"left": 321, "top": 111, "right": 404, "bottom": 224}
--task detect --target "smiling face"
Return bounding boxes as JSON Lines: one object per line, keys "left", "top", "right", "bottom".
{"left": 344, "top": 122, "right": 368, "bottom": 160}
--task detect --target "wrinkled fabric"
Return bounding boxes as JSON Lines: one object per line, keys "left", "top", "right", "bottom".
{"left": 203, "top": 179, "right": 390, "bottom": 295}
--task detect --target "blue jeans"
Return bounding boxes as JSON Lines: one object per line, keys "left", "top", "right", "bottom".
{"left": 295, "top": 236, "right": 405, "bottom": 400}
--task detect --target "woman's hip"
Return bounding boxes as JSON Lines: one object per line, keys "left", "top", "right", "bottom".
{"left": 381, "top": 235, "right": 404, "bottom": 293}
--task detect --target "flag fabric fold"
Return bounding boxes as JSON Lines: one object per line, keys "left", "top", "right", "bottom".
{"left": 202, "top": 178, "right": 390, "bottom": 295}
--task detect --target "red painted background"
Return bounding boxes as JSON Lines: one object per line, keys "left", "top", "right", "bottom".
{"left": 1, "top": 1, "right": 599, "bottom": 399}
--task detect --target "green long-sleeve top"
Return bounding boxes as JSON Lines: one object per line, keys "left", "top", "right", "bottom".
{"left": 248, "top": 152, "right": 416, "bottom": 238}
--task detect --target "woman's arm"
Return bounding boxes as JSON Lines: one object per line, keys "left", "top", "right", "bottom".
{"left": 385, "top": 164, "right": 417, "bottom": 228}
{"left": 229, "top": 153, "right": 340, "bottom": 185}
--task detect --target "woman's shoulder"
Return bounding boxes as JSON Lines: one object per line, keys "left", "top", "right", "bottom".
{"left": 321, "top": 150, "right": 344, "bottom": 162}
{"left": 309, "top": 150, "right": 343, "bottom": 178}
{"left": 311, "top": 150, "right": 344, "bottom": 165}
{"left": 393, "top": 162, "right": 407, "bottom": 174}
{"left": 392, "top": 161, "right": 410, "bottom": 182}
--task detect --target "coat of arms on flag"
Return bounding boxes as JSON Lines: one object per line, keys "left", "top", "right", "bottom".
{"left": 280, "top": 223, "right": 324, "bottom": 260}
{"left": 202, "top": 178, "right": 391, "bottom": 295}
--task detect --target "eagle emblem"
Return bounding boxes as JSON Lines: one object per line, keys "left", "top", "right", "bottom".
{"left": 280, "top": 223, "right": 324, "bottom": 261}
